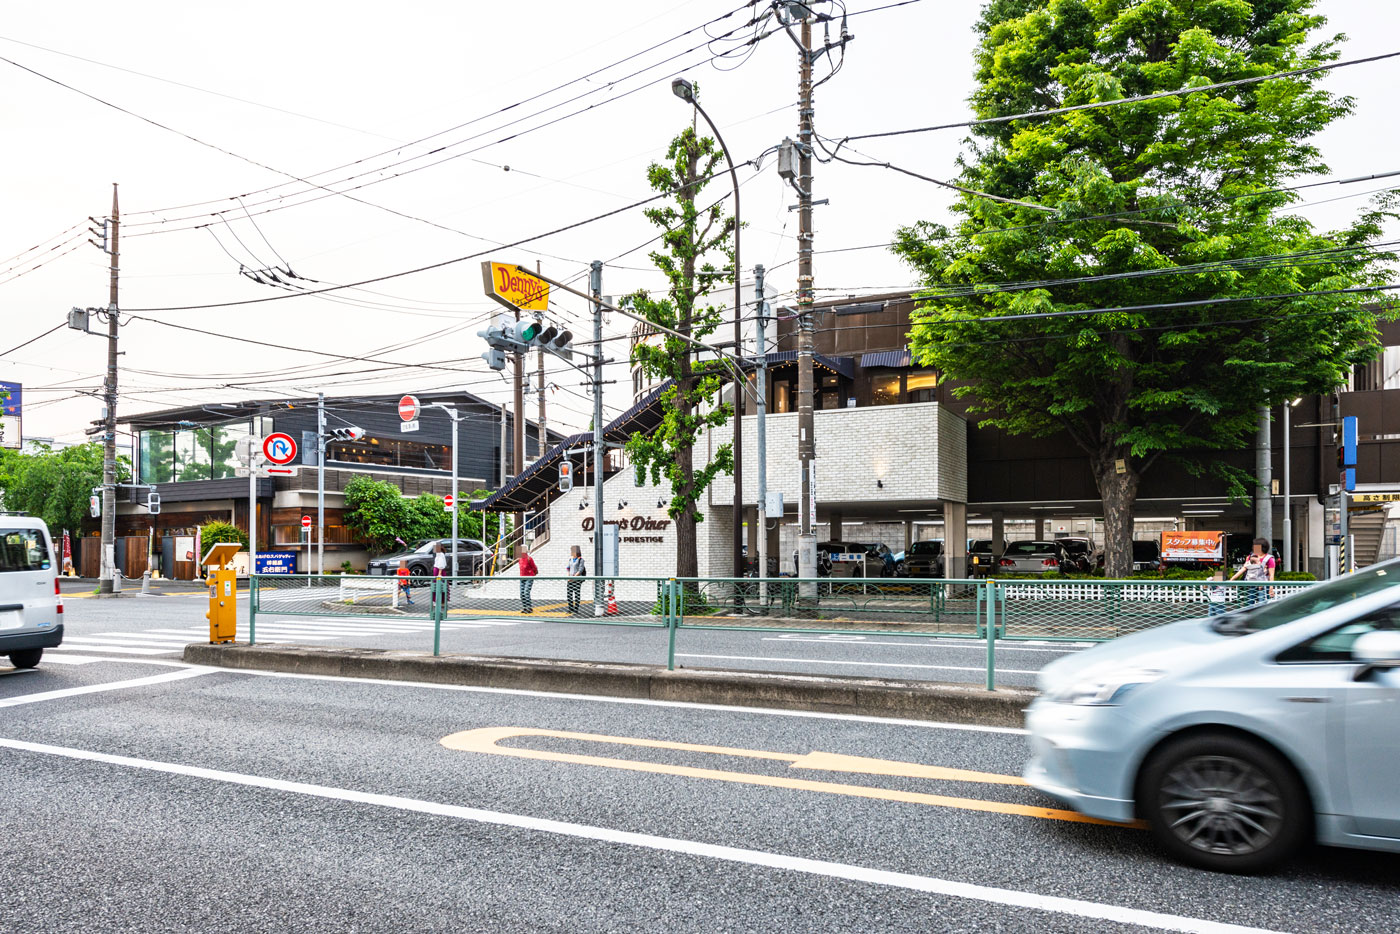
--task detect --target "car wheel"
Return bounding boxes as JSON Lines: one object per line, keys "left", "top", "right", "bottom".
{"left": 1139, "top": 732, "right": 1308, "bottom": 873}
{"left": 410, "top": 564, "right": 428, "bottom": 586}
{"left": 8, "top": 648, "right": 42, "bottom": 669}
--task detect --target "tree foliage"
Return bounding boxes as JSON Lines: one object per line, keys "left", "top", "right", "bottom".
{"left": 0, "top": 443, "right": 129, "bottom": 536}
{"left": 625, "top": 116, "right": 737, "bottom": 578}
{"left": 893, "top": 0, "right": 1395, "bottom": 575}
{"left": 342, "top": 475, "right": 492, "bottom": 554}
{"left": 199, "top": 520, "right": 248, "bottom": 552}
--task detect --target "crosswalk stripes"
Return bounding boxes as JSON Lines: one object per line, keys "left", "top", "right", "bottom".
{"left": 47, "top": 615, "right": 524, "bottom": 657}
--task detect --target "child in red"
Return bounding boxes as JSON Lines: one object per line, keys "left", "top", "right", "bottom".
{"left": 397, "top": 560, "right": 414, "bottom": 606}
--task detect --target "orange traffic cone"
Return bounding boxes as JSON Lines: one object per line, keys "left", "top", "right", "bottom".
{"left": 606, "top": 581, "right": 619, "bottom": 615}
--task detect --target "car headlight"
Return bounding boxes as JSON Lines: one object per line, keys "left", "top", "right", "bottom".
{"left": 1051, "top": 667, "right": 1164, "bottom": 706}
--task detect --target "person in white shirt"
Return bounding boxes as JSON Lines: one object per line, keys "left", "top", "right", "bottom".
{"left": 565, "top": 545, "right": 586, "bottom": 615}
{"left": 432, "top": 541, "right": 449, "bottom": 608}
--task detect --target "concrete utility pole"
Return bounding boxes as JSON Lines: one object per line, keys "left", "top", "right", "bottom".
{"left": 1282, "top": 399, "right": 1294, "bottom": 572}
{"left": 1256, "top": 406, "right": 1273, "bottom": 545}
{"left": 513, "top": 307, "right": 525, "bottom": 543}
{"left": 795, "top": 14, "right": 818, "bottom": 589}
{"left": 98, "top": 183, "right": 120, "bottom": 594}
{"left": 498, "top": 402, "right": 507, "bottom": 554}
{"left": 754, "top": 265, "right": 769, "bottom": 582}
{"left": 590, "top": 261, "right": 606, "bottom": 615}
{"left": 316, "top": 392, "right": 325, "bottom": 575}
{"left": 537, "top": 348, "right": 547, "bottom": 459}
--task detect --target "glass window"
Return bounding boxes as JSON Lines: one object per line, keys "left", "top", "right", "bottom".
{"left": 211, "top": 422, "right": 250, "bottom": 480}
{"left": 1214, "top": 564, "right": 1400, "bottom": 634}
{"left": 772, "top": 377, "right": 794, "bottom": 414}
{"left": 1277, "top": 605, "right": 1400, "bottom": 663}
{"left": 139, "top": 431, "right": 174, "bottom": 484}
{"left": 328, "top": 437, "right": 450, "bottom": 471}
{"left": 906, "top": 369, "right": 939, "bottom": 403}
{"left": 871, "top": 373, "right": 901, "bottom": 406}
{"left": 0, "top": 529, "right": 50, "bottom": 571}
{"left": 175, "top": 429, "right": 212, "bottom": 482}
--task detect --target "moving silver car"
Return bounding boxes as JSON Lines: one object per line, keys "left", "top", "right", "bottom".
{"left": 1025, "top": 560, "right": 1400, "bottom": 872}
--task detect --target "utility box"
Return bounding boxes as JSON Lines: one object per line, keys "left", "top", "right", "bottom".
{"left": 203, "top": 542, "right": 241, "bottom": 644}
{"left": 601, "top": 523, "right": 620, "bottom": 577}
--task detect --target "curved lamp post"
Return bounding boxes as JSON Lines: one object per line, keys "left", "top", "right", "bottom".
{"left": 673, "top": 77, "right": 745, "bottom": 579}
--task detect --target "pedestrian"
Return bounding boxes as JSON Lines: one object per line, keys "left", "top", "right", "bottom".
{"left": 565, "top": 545, "right": 586, "bottom": 615}
{"left": 432, "top": 541, "right": 449, "bottom": 608}
{"left": 518, "top": 547, "right": 538, "bottom": 613}
{"left": 1230, "top": 537, "right": 1276, "bottom": 606}
{"left": 396, "top": 559, "right": 414, "bottom": 606}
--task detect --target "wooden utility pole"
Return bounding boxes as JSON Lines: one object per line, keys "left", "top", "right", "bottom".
{"left": 795, "top": 16, "right": 818, "bottom": 587}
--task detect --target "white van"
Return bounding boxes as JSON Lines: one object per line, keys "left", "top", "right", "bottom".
{"left": 0, "top": 517, "right": 63, "bottom": 668}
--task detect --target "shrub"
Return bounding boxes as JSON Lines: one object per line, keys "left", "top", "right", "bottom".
{"left": 200, "top": 520, "right": 249, "bottom": 552}
{"left": 1277, "top": 571, "right": 1317, "bottom": 581}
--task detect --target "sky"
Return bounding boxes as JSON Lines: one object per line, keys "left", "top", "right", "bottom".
{"left": 2, "top": 0, "right": 1396, "bottom": 449}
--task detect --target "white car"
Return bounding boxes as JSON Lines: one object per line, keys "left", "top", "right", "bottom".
{"left": 1025, "top": 560, "right": 1400, "bottom": 872}
{"left": 0, "top": 517, "right": 63, "bottom": 668}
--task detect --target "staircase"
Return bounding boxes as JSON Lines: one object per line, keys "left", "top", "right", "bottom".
{"left": 1350, "top": 511, "right": 1386, "bottom": 568}
{"left": 486, "top": 502, "right": 551, "bottom": 575}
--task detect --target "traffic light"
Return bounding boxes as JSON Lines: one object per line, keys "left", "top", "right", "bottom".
{"left": 89, "top": 493, "right": 100, "bottom": 518}
{"left": 147, "top": 491, "right": 160, "bottom": 515}
{"left": 481, "top": 345, "right": 506, "bottom": 371}
{"left": 559, "top": 460, "right": 574, "bottom": 493}
{"left": 330, "top": 427, "right": 365, "bottom": 442}
{"left": 477, "top": 324, "right": 530, "bottom": 371}
{"left": 534, "top": 324, "right": 574, "bottom": 362}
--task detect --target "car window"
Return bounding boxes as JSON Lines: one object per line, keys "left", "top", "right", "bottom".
{"left": 1132, "top": 541, "right": 1159, "bottom": 560}
{"left": 1277, "top": 603, "right": 1400, "bottom": 663}
{"left": 0, "top": 529, "right": 49, "bottom": 572}
{"left": 909, "top": 541, "right": 941, "bottom": 555}
{"left": 1060, "top": 541, "right": 1088, "bottom": 554}
{"left": 1216, "top": 562, "right": 1400, "bottom": 634}
{"left": 1005, "top": 542, "right": 1051, "bottom": 556}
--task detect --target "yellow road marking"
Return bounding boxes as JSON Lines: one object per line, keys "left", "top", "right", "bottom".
{"left": 440, "top": 727, "right": 1138, "bottom": 828}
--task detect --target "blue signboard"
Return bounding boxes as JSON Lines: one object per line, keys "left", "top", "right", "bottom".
{"left": 254, "top": 551, "right": 298, "bottom": 575}
{"left": 1341, "top": 415, "right": 1358, "bottom": 467}
{"left": 0, "top": 381, "right": 20, "bottom": 416}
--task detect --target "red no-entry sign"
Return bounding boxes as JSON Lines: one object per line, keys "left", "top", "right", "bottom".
{"left": 398, "top": 395, "right": 420, "bottom": 421}
{"left": 301, "top": 515, "right": 312, "bottom": 530}
{"left": 444, "top": 494, "right": 454, "bottom": 509}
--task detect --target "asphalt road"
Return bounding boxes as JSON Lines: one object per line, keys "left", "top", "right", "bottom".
{"left": 54, "top": 588, "right": 1083, "bottom": 686}
{"left": 1, "top": 656, "right": 1395, "bottom": 933}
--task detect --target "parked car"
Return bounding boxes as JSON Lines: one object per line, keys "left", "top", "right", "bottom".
{"left": 996, "top": 540, "right": 1066, "bottom": 574}
{"left": 367, "top": 538, "right": 490, "bottom": 581}
{"left": 1026, "top": 557, "right": 1400, "bottom": 873}
{"left": 967, "top": 539, "right": 1007, "bottom": 578}
{"left": 1132, "top": 539, "right": 1164, "bottom": 572}
{"left": 855, "top": 541, "right": 900, "bottom": 577}
{"left": 903, "top": 539, "right": 945, "bottom": 578}
{"left": 792, "top": 542, "right": 889, "bottom": 577}
{"left": 0, "top": 516, "right": 62, "bottom": 669}
{"left": 1056, "top": 537, "right": 1096, "bottom": 574}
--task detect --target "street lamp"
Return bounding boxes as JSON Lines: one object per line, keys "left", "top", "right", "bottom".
{"left": 672, "top": 76, "right": 745, "bottom": 579}
{"left": 1283, "top": 396, "right": 1302, "bottom": 572}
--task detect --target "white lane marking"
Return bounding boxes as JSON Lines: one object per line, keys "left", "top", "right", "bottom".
{"left": 0, "top": 737, "right": 1277, "bottom": 934}
{"left": 677, "top": 654, "right": 1039, "bottom": 675}
{"left": 0, "top": 667, "right": 213, "bottom": 708}
{"left": 761, "top": 637, "right": 1083, "bottom": 654}
{"left": 234, "top": 668, "right": 1029, "bottom": 735}
{"left": 53, "top": 643, "right": 175, "bottom": 656}
{"left": 24, "top": 655, "right": 104, "bottom": 666}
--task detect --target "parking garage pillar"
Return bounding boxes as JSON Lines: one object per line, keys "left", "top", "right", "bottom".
{"left": 904, "top": 520, "right": 913, "bottom": 552}
{"left": 830, "top": 511, "right": 843, "bottom": 542}
{"left": 991, "top": 511, "right": 1005, "bottom": 556}
{"left": 1034, "top": 517, "right": 1046, "bottom": 539}
{"left": 945, "top": 502, "right": 967, "bottom": 578}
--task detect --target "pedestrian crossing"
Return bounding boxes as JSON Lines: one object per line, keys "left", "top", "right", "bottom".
{"left": 46, "top": 616, "right": 523, "bottom": 658}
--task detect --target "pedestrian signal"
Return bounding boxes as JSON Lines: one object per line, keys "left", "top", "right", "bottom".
{"left": 559, "top": 461, "right": 574, "bottom": 493}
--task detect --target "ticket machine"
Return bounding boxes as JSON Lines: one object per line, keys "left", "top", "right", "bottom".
{"left": 202, "top": 542, "right": 241, "bottom": 644}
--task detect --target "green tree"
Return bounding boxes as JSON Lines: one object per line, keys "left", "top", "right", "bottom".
{"left": 343, "top": 475, "right": 495, "bottom": 553}
{"left": 0, "top": 443, "right": 129, "bottom": 536}
{"left": 199, "top": 520, "right": 249, "bottom": 552}
{"left": 894, "top": 0, "right": 1395, "bottom": 575}
{"left": 625, "top": 118, "right": 736, "bottom": 578}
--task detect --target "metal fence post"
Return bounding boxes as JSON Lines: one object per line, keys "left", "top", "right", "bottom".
{"left": 432, "top": 577, "right": 444, "bottom": 656}
{"left": 248, "top": 575, "right": 257, "bottom": 646}
{"left": 666, "top": 579, "right": 679, "bottom": 671}
{"left": 985, "top": 580, "right": 996, "bottom": 691}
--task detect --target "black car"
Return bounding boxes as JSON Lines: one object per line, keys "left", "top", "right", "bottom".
{"left": 1056, "top": 537, "right": 1096, "bottom": 574}
{"left": 967, "top": 539, "right": 1007, "bottom": 578}
{"left": 366, "top": 538, "right": 490, "bottom": 581}
{"left": 903, "top": 539, "right": 945, "bottom": 578}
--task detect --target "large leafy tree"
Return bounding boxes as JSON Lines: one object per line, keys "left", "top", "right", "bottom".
{"left": 894, "top": 0, "right": 1395, "bottom": 575}
{"left": 625, "top": 120, "right": 736, "bottom": 578}
{"left": 343, "top": 475, "right": 491, "bottom": 554}
{"left": 0, "top": 443, "right": 128, "bottom": 536}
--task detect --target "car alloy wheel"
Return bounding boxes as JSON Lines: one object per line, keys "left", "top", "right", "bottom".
{"left": 1141, "top": 733, "right": 1308, "bottom": 873}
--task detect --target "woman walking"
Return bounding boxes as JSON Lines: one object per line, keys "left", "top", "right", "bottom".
{"left": 518, "top": 547, "right": 538, "bottom": 613}
{"left": 565, "top": 545, "right": 586, "bottom": 616}
{"left": 432, "top": 541, "right": 450, "bottom": 608}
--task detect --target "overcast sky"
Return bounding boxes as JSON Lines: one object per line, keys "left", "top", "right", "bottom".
{"left": 2, "top": 0, "right": 1395, "bottom": 448}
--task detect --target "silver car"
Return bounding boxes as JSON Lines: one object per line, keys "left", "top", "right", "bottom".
{"left": 997, "top": 540, "right": 1065, "bottom": 574}
{"left": 1025, "top": 560, "right": 1400, "bottom": 873}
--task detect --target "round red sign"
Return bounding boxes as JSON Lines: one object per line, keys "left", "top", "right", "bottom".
{"left": 444, "top": 494, "right": 454, "bottom": 509}
{"left": 262, "top": 432, "right": 298, "bottom": 465}
{"left": 301, "top": 515, "right": 312, "bottom": 529}
{"left": 398, "top": 395, "right": 420, "bottom": 421}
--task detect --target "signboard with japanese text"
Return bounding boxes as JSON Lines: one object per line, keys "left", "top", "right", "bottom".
{"left": 481, "top": 261, "right": 549, "bottom": 313}
{"left": 254, "top": 551, "right": 297, "bottom": 575}
{"left": 1161, "top": 530, "right": 1224, "bottom": 564}
{"left": 0, "top": 381, "right": 21, "bottom": 449}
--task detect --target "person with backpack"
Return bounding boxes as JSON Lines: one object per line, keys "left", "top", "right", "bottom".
{"left": 518, "top": 547, "right": 538, "bottom": 614}
{"left": 565, "top": 545, "right": 586, "bottom": 615}
{"left": 1230, "top": 537, "right": 1276, "bottom": 606}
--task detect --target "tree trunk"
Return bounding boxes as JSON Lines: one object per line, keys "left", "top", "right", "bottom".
{"left": 1094, "top": 455, "right": 1141, "bottom": 578}
{"left": 675, "top": 439, "right": 697, "bottom": 579}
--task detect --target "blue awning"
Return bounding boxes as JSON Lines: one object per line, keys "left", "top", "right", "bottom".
{"left": 859, "top": 350, "right": 911, "bottom": 368}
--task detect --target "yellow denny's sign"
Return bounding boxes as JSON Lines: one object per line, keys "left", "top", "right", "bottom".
{"left": 481, "top": 261, "right": 549, "bottom": 312}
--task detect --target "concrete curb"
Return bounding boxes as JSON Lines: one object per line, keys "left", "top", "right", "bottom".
{"left": 182, "top": 643, "right": 1034, "bottom": 728}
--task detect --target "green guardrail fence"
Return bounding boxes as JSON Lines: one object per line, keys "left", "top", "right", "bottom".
{"left": 245, "top": 574, "right": 1310, "bottom": 690}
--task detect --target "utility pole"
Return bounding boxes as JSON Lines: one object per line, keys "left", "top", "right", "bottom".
{"left": 590, "top": 261, "right": 606, "bottom": 615}
{"left": 1256, "top": 406, "right": 1273, "bottom": 544}
{"left": 537, "top": 348, "right": 547, "bottom": 458}
{"left": 754, "top": 265, "right": 769, "bottom": 583}
{"left": 513, "top": 308, "right": 525, "bottom": 542}
{"left": 795, "top": 14, "right": 818, "bottom": 590}
{"left": 498, "top": 401, "right": 507, "bottom": 556}
{"left": 98, "top": 183, "right": 120, "bottom": 595}
{"left": 316, "top": 392, "right": 325, "bottom": 575}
